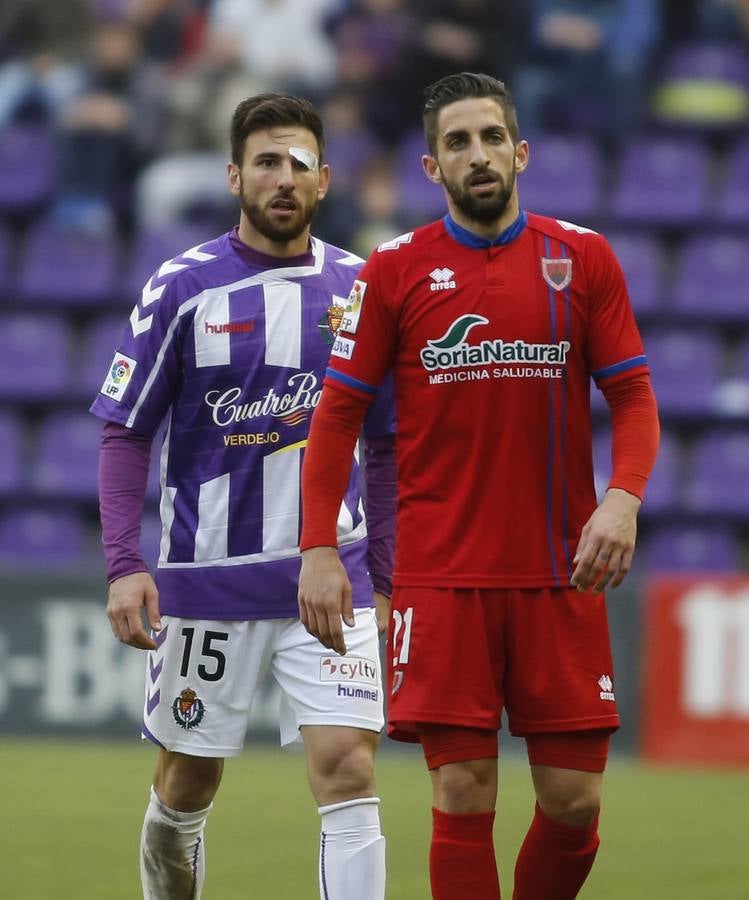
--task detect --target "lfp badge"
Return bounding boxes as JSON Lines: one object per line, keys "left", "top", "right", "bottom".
{"left": 111, "top": 358, "right": 131, "bottom": 383}
{"left": 100, "top": 351, "right": 138, "bottom": 402}
{"left": 340, "top": 280, "right": 367, "bottom": 334}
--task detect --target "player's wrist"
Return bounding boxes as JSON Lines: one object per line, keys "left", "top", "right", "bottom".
{"left": 604, "top": 486, "right": 642, "bottom": 508}
{"left": 301, "top": 545, "right": 339, "bottom": 557}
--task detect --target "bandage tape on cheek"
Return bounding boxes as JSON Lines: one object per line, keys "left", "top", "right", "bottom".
{"left": 289, "top": 146, "right": 319, "bottom": 172}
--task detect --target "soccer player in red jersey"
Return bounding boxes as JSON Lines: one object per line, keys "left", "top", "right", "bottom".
{"left": 298, "top": 73, "right": 659, "bottom": 899}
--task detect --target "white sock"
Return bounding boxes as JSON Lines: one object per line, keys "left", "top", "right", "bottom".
{"left": 318, "top": 797, "right": 386, "bottom": 900}
{"left": 140, "top": 786, "right": 212, "bottom": 900}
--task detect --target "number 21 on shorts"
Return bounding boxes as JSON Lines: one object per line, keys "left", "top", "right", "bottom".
{"left": 391, "top": 607, "right": 413, "bottom": 666}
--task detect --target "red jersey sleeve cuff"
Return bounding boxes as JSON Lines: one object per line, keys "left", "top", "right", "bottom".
{"left": 601, "top": 373, "right": 660, "bottom": 502}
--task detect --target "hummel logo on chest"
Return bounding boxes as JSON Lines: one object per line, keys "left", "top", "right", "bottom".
{"left": 429, "top": 267, "right": 457, "bottom": 291}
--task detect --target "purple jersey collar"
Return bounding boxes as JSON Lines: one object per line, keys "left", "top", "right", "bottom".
{"left": 229, "top": 227, "right": 316, "bottom": 268}
{"left": 443, "top": 209, "right": 527, "bottom": 249}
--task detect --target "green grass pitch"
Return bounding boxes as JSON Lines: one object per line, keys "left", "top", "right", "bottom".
{"left": 3, "top": 739, "right": 746, "bottom": 898}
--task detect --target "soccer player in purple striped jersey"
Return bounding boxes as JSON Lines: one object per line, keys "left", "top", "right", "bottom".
{"left": 90, "top": 93, "right": 393, "bottom": 900}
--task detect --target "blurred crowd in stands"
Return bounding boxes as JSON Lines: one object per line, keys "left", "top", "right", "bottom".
{"left": 0, "top": 0, "right": 748, "bottom": 573}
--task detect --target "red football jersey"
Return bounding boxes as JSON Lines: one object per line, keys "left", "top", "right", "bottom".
{"left": 325, "top": 212, "right": 649, "bottom": 589}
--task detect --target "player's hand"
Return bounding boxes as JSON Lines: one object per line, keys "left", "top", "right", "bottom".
{"left": 107, "top": 571, "right": 161, "bottom": 651}
{"left": 298, "top": 547, "right": 353, "bottom": 656}
{"left": 571, "top": 488, "right": 641, "bottom": 594}
{"left": 373, "top": 591, "right": 390, "bottom": 636}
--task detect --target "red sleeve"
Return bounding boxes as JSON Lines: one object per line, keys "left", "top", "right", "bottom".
{"left": 300, "top": 385, "right": 372, "bottom": 550}
{"left": 586, "top": 234, "right": 649, "bottom": 386}
{"left": 600, "top": 372, "right": 660, "bottom": 501}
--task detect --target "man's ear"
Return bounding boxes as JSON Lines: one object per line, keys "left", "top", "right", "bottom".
{"left": 514, "top": 140, "right": 530, "bottom": 174}
{"left": 422, "top": 154, "right": 442, "bottom": 185}
{"left": 317, "top": 163, "right": 331, "bottom": 200}
{"left": 228, "top": 162, "right": 241, "bottom": 196}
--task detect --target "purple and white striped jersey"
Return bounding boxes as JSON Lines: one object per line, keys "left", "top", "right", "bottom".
{"left": 91, "top": 229, "right": 391, "bottom": 620}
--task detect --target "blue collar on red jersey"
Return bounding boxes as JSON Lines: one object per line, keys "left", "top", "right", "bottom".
{"left": 443, "top": 210, "right": 527, "bottom": 248}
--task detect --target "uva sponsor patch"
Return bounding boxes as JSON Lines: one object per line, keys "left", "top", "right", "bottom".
{"left": 340, "top": 279, "right": 366, "bottom": 334}
{"left": 100, "top": 352, "right": 138, "bottom": 402}
{"left": 331, "top": 334, "right": 356, "bottom": 360}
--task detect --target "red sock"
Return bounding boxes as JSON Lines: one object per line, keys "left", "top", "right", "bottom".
{"left": 513, "top": 803, "right": 599, "bottom": 900}
{"left": 429, "top": 808, "right": 501, "bottom": 900}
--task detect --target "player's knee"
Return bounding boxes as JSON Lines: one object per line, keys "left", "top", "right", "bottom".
{"left": 433, "top": 759, "right": 497, "bottom": 814}
{"left": 309, "top": 738, "right": 377, "bottom": 805}
{"left": 539, "top": 788, "right": 601, "bottom": 828}
{"left": 153, "top": 751, "right": 223, "bottom": 811}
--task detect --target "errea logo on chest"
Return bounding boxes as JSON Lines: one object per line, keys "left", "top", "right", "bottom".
{"left": 429, "top": 267, "right": 456, "bottom": 291}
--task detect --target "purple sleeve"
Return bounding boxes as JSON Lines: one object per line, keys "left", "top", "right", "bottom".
{"left": 363, "top": 435, "right": 396, "bottom": 597}
{"left": 99, "top": 420, "right": 153, "bottom": 582}
{"left": 362, "top": 372, "right": 396, "bottom": 595}
{"left": 363, "top": 371, "right": 396, "bottom": 438}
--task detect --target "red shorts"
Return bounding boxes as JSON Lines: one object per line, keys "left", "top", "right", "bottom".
{"left": 386, "top": 586, "right": 620, "bottom": 743}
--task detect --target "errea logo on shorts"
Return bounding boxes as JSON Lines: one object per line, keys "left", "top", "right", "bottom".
{"left": 320, "top": 657, "right": 378, "bottom": 686}
{"left": 429, "top": 267, "right": 456, "bottom": 291}
{"left": 598, "top": 675, "right": 615, "bottom": 701}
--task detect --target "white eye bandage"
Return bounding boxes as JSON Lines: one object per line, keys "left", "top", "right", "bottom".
{"left": 289, "top": 146, "right": 318, "bottom": 172}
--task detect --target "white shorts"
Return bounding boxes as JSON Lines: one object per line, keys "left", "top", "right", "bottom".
{"left": 142, "top": 608, "right": 384, "bottom": 757}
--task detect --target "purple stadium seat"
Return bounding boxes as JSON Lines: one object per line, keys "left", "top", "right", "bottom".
{"left": 519, "top": 136, "right": 601, "bottom": 221}
{"left": 712, "top": 335, "right": 749, "bottom": 416}
{"left": 393, "top": 128, "right": 445, "bottom": 220}
{"left": 16, "top": 220, "right": 118, "bottom": 307}
{"left": 0, "top": 313, "right": 72, "bottom": 401}
{"left": 683, "top": 431, "right": 749, "bottom": 516}
{"left": 716, "top": 138, "right": 749, "bottom": 225}
{"left": 652, "top": 42, "right": 749, "bottom": 130}
{"left": 78, "top": 315, "right": 128, "bottom": 399}
{"left": 662, "top": 42, "right": 749, "bottom": 85}
{"left": 644, "top": 329, "right": 722, "bottom": 416}
{"left": 592, "top": 429, "right": 679, "bottom": 514}
{"left": 31, "top": 412, "right": 102, "bottom": 501}
{"left": 126, "top": 224, "right": 212, "bottom": 301}
{"left": 645, "top": 525, "right": 741, "bottom": 572}
{"left": 0, "top": 125, "right": 55, "bottom": 215}
{"left": 609, "top": 138, "right": 710, "bottom": 226}
{"left": 672, "top": 235, "right": 749, "bottom": 321}
{"left": 0, "top": 508, "right": 86, "bottom": 569}
{"left": 0, "top": 412, "right": 23, "bottom": 497}
{"left": 606, "top": 232, "right": 663, "bottom": 317}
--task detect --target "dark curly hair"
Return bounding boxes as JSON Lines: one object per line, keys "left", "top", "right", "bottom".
{"left": 423, "top": 72, "right": 519, "bottom": 155}
{"left": 230, "top": 93, "right": 325, "bottom": 166}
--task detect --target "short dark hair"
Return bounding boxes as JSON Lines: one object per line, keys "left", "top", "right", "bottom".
{"left": 422, "top": 72, "right": 519, "bottom": 154}
{"left": 230, "top": 93, "right": 325, "bottom": 165}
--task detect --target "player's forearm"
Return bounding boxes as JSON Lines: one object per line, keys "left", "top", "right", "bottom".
{"left": 300, "top": 385, "right": 371, "bottom": 550}
{"left": 601, "top": 373, "right": 659, "bottom": 501}
{"left": 99, "top": 421, "right": 152, "bottom": 582}
{"left": 363, "top": 434, "right": 396, "bottom": 597}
